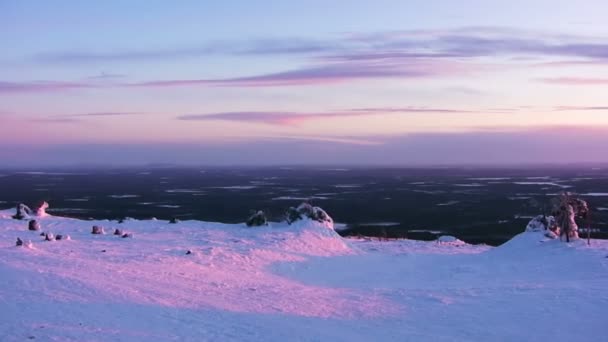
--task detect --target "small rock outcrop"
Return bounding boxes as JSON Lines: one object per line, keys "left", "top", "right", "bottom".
{"left": 12, "top": 203, "right": 33, "bottom": 220}
{"left": 246, "top": 210, "right": 268, "bottom": 227}
{"left": 113, "top": 228, "right": 123, "bottom": 236}
{"left": 44, "top": 233, "right": 54, "bottom": 241}
{"left": 286, "top": 203, "right": 333, "bottom": 226}
{"left": 91, "top": 226, "right": 105, "bottom": 235}
{"left": 28, "top": 220, "right": 41, "bottom": 231}
{"left": 121, "top": 233, "right": 133, "bottom": 238}
{"left": 169, "top": 218, "right": 180, "bottom": 224}
{"left": 16, "top": 238, "right": 23, "bottom": 246}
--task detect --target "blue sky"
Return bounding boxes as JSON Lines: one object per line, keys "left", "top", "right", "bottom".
{"left": 1, "top": 1, "right": 608, "bottom": 166}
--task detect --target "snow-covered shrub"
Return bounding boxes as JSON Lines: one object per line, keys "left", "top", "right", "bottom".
{"left": 525, "top": 215, "right": 555, "bottom": 232}
{"left": 12, "top": 203, "right": 32, "bottom": 220}
{"left": 525, "top": 215, "right": 559, "bottom": 239}
{"left": 28, "top": 219, "right": 41, "bottom": 231}
{"left": 246, "top": 210, "right": 268, "bottom": 227}
{"left": 36, "top": 201, "right": 49, "bottom": 217}
{"left": 524, "top": 193, "right": 590, "bottom": 242}
{"left": 286, "top": 203, "right": 333, "bottom": 226}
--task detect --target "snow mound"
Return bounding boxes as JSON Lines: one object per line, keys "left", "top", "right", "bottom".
{"left": 275, "top": 219, "right": 353, "bottom": 256}
{"left": 1, "top": 209, "right": 607, "bottom": 341}
{"left": 436, "top": 235, "right": 467, "bottom": 246}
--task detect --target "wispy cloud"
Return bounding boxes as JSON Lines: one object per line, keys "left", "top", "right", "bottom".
{"left": 131, "top": 59, "right": 468, "bottom": 87}
{"left": 32, "top": 38, "right": 334, "bottom": 64}
{"left": 554, "top": 105, "right": 608, "bottom": 111}
{"left": 85, "top": 72, "right": 127, "bottom": 80}
{"left": 28, "top": 117, "right": 81, "bottom": 124}
{"left": 31, "top": 27, "right": 608, "bottom": 65}
{"left": 178, "top": 107, "right": 481, "bottom": 126}
{"left": 0, "top": 81, "right": 93, "bottom": 93}
{"left": 65, "top": 112, "right": 139, "bottom": 117}
{"left": 539, "top": 77, "right": 608, "bottom": 85}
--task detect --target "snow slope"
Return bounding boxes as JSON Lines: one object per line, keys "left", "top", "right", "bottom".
{"left": 0, "top": 209, "right": 607, "bottom": 341}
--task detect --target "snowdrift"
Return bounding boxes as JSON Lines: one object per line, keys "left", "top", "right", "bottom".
{"left": 1, "top": 209, "right": 607, "bottom": 342}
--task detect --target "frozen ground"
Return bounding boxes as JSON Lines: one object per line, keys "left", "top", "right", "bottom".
{"left": 0, "top": 209, "right": 607, "bottom": 341}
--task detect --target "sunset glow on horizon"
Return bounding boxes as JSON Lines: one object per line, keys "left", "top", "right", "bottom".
{"left": 2, "top": 0, "right": 608, "bottom": 166}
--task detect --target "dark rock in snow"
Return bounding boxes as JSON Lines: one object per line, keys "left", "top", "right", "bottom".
{"left": 39, "top": 232, "right": 45, "bottom": 236}
{"left": 121, "top": 233, "right": 133, "bottom": 238}
{"left": 169, "top": 218, "right": 180, "bottom": 224}
{"left": 246, "top": 210, "right": 268, "bottom": 227}
{"left": 113, "top": 228, "right": 123, "bottom": 236}
{"left": 28, "top": 220, "right": 41, "bottom": 231}
{"left": 44, "top": 233, "right": 54, "bottom": 241}
{"left": 55, "top": 234, "right": 65, "bottom": 240}
{"left": 91, "top": 226, "right": 105, "bottom": 235}
{"left": 16, "top": 238, "right": 23, "bottom": 246}
{"left": 186, "top": 250, "right": 193, "bottom": 255}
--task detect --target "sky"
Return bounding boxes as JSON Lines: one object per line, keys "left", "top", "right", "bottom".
{"left": 2, "top": 0, "right": 608, "bottom": 166}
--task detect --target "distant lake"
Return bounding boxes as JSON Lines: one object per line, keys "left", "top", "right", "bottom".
{"left": 1, "top": 166, "right": 607, "bottom": 245}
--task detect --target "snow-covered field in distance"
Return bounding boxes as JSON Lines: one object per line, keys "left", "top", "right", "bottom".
{"left": 1, "top": 210, "right": 607, "bottom": 341}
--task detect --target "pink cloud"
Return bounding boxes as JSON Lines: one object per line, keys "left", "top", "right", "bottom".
{"left": 178, "top": 107, "right": 478, "bottom": 126}
{"left": 539, "top": 77, "right": 608, "bottom": 85}
{"left": 130, "top": 60, "right": 469, "bottom": 88}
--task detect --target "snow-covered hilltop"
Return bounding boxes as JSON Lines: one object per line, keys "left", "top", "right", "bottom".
{"left": 1, "top": 208, "right": 607, "bottom": 341}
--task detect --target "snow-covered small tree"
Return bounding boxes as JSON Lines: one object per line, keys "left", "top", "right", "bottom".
{"left": 246, "top": 210, "right": 268, "bottom": 227}
{"left": 551, "top": 193, "right": 589, "bottom": 242}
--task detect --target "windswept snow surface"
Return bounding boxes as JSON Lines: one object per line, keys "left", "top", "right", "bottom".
{"left": 1, "top": 210, "right": 607, "bottom": 341}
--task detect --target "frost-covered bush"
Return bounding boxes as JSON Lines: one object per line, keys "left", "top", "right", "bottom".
{"left": 525, "top": 215, "right": 559, "bottom": 238}
{"left": 525, "top": 193, "right": 590, "bottom": 242}
{"left": 36, "top": 201, "right": 49, "bottom": 217}
{"left": 525, "top": 215, "right": 555, "bottom": 232}
{"left": 246, "top": 210, "right": 268, "bottom": 227}
{"left": 12, "top": 203, "right": 32, "bottom": 220}
{"left": 286, "top": 203, "right": 333, "bottom": 225}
